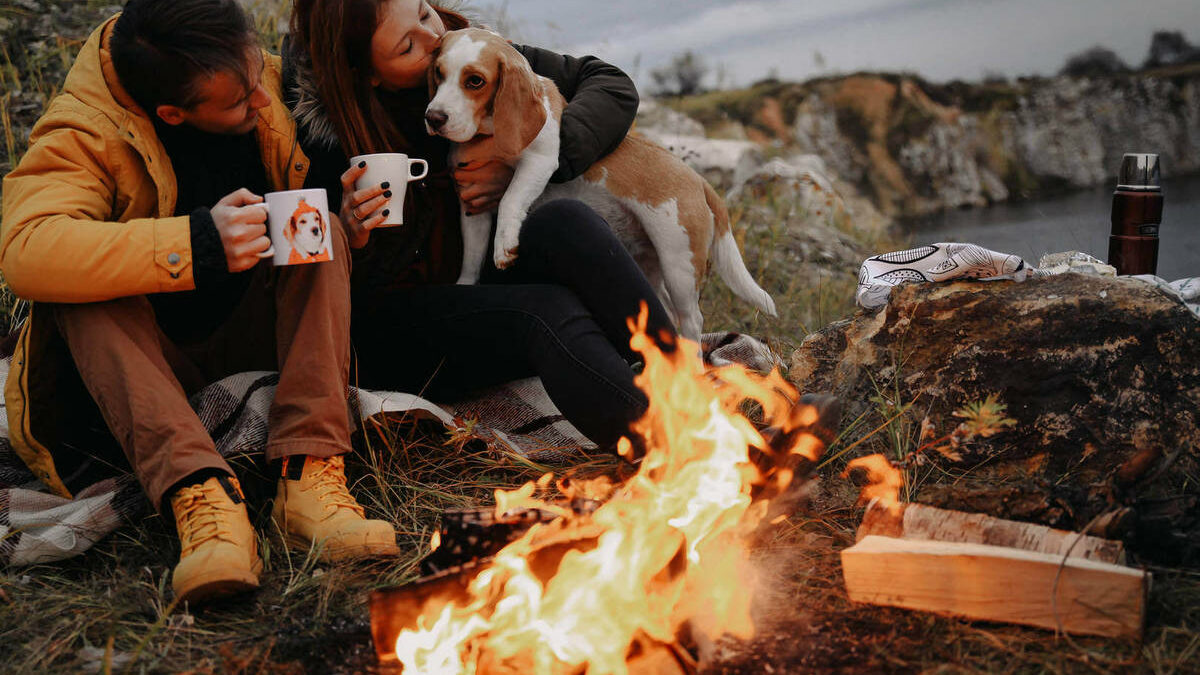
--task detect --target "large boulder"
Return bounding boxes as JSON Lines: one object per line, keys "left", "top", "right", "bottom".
{"left": 635, "top": 130, "right": 763, "bottom": 193}
{"left": 790, "top": 273, "right": 1200, "bottom": 564}
{"left": 634, "top": 99, "right": 706, "bottom": 137}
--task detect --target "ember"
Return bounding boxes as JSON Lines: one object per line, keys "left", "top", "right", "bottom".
{"left": 372, "top": 308, "right": 834, "bottom": 674}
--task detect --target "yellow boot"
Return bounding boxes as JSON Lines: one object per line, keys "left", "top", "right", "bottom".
{"left": 272, "top": 455, "right": 399, "bottom": 561}
{"left": 170, "top": 475, "right": 261, "bottom": 605}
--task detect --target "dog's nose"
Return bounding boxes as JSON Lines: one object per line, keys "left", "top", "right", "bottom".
{"left": 311, "top": 227, "right": 321, "bottom": 237}
{"left": 425, "top": 109, "right": 448, "bottom": 129}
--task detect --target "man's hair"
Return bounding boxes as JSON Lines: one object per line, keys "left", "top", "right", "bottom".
{"left": 110, "top": 0, "right": 258, "bottom": 113}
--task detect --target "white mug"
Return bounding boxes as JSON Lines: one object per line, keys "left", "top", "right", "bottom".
{"left": 349, "top": 153, "right": 429, "bottom": 226}
{"left": 260, "top": 188, "right": 333, "bottom": 266}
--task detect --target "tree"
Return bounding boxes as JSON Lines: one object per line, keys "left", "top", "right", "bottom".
{"left": 649, "top": 50, "right": 709, "bottom": 97}
{"left": 1058, "top": 46, "right": 1130, "bottom": 78}
{"left": 1143, "top": 30, "right": 1200, "bottom": 69}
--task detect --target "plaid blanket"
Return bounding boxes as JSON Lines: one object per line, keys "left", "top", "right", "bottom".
{"left": 0, "top": 332, "right": 776, "bottom": 567}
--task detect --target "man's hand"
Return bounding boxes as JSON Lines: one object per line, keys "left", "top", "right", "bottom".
{"left": 340, "top": 162, "right": 389, "bottom": 249}
{"left": 211, "top": 188, "right": 271, "bottom": 272}
{"left": 453, "top": 159, "right": 515, "bottom": 215}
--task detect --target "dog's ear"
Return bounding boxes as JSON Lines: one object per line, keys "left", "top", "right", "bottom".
{"left": 284, "top": 215, "right": 297, "bottom": 243}
{"left": 492, "top": 47, "right": 545, "bottom": 158}
{"left": 428, "top": 39, "right": 444, "bottom": 101}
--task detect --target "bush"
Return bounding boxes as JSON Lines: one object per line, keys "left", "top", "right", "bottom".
{"left": 1143, "top": 30, "right": 1200, "bottom": 69}
{"left": 1058, "top": 46, "right": 1130, "bottom": 78}
{"left": 650, "top": 50, "right": 709, "bottom": 97}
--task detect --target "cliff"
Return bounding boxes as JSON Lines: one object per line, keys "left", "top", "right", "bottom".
{"left": 662, "top": 66, "right": 1200, "bottom": 218}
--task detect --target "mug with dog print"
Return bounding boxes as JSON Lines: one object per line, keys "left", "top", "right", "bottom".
{"left": 261, "top": 188, "right": 334, "bottom": 266}
{"left": 349, "top": 153, "right": 429, "bottom": 226}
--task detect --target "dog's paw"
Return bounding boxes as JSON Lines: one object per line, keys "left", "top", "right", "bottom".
{"left": 493, "top": 245, "right": 519, "bottom": 269}
{"left": 493, "top": 227, "right": 521, "bottom": 269}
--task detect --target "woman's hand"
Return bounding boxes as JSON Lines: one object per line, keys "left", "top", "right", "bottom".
{"left": 453, "top": 159, "right": 515, "bottom": 215}
{"left": 339, "top": 162, "right": 392, "bottom": 248}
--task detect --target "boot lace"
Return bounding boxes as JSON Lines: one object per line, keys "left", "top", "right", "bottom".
{"left": 308, "top": 456, "right": 366, "bottom": 517}
{"left": 174, "top": 483, "right": 236, "bottom": 557}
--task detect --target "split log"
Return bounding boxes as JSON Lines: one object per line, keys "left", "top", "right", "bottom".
{"left": 841, "top": 535, "right": 1149, "bottom": 639}
{"left": 857, "top": 502, "right": 1126, "bottom": 564}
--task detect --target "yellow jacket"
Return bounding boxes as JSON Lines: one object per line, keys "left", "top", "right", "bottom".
{"left": 0, "top": 15, "right": 311, "bottom": 496}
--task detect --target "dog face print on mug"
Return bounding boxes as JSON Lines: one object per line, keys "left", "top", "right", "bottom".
{"left": 263, "top": 189, "right": 333, "bottom": 266}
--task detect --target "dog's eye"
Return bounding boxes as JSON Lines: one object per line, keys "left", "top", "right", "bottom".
{"left": 464, "top": 75, "right": 485, "bottom": 90}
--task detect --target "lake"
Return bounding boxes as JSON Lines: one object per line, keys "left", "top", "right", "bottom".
{"left": 909, "top": 172, "right": 1200, "bottom": 282}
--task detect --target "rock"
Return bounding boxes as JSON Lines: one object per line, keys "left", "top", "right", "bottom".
{"left": 634, "top": 99, "right": 706, "bottom": 137}
{"left": 790, "top": 274, "right": 1200, "bottom": 564}
{"left": 729, "top": 156, "right": 843, "bottom": 229}
{"left": 774, "top": 72, "right": 1200, "bottom": 217}
{"left": 790, "top": 94, "right": 865, "bottom": 184}
{"left": 638, "top": 131, "right": 763, "bottom": 192}
{"left": 1011, "top": 78, "right": 1110, "bottom": 187}
{"left": 896, "top": 116, "right": 1008, "bottom": 210}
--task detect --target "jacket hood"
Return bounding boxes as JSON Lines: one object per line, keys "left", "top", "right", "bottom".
{"left": 63, "top": 16, "right": 156, "bottom": 135}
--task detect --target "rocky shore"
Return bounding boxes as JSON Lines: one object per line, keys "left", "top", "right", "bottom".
{"left": 648, "top": 67, "right": 1200, "bottom": 219}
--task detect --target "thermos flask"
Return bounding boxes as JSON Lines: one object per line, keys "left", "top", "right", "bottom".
{"left": 1107, "top": 153, "right": 1162, "bottom": 276}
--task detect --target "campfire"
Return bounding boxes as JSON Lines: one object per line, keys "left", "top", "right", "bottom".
{"left": 369, "top": 308, "right": 836, "bottom": 674}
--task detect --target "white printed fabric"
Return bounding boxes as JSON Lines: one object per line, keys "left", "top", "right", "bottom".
{"left": 0, "top": 332, "right": 776, "bottom": 566}
{"left": 856, "top": 242, "right": 1029, "bottom": 310}
{"left": 856, "top": 244, "right": 1200, "bottom": 320}
{"left": 1131, "top": 275, "right": 1200, "bottom": 318}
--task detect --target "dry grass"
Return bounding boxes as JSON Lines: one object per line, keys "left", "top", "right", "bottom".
{"left": 0, "top": 419, "right": 625, "bottom": 674}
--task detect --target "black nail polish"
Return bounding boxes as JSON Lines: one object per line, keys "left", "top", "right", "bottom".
{"left": 381, "top": 181, "right": 391, "bottom": 189}
{"left": 383, "top": 190, "right": 393, "bottom": 198}
{"left": 458, "top": 162, "right": 467, "bottom": 167}
{"left": 358, "top": 161, "right": 366, "bottom": 168}
{"left": 465, "top": 210, "right": 474, "bottom": 216}
{"left": 382, "top": 209, "right": 390, "bottom": 217}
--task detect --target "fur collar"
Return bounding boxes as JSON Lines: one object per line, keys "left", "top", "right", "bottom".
{"left": 282, "top": 39, "right": 341, "bottom": 151}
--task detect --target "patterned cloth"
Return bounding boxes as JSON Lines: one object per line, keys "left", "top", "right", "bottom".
{"left": 856, "top": 243, "right": 1029, "bottom": 310}
{"left": 1131, "top": 275, "right": 1200, "bottom": 319}
{"left": 857, "top": 244, "right": 1200, "bottom": 319}
{"left": 0, "top": 333, "right": 776, "bottom": 567}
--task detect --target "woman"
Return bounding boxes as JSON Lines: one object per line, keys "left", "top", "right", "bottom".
{"left": 285, "top": 0, "right": 677, "bottom": 449}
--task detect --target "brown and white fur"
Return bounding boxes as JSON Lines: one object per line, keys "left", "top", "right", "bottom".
{"left": 424, "top": 28, "right": 775, "bottom": 341}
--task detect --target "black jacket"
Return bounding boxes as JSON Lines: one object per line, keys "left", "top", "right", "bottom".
{"left": 280, "top": 38, "right": 639, "bottom": 297}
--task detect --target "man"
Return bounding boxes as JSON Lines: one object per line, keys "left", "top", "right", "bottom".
{"left": 0, "top": 0, "right": 397, "bottom": 605}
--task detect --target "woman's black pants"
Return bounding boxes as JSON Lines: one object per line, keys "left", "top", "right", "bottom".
{"left": 352, "top": 199, "right": 678, "bottom": 448}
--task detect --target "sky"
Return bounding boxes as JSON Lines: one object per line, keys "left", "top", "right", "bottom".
{"left": 473, "top": 0, "right": 1200, "bottom": 91}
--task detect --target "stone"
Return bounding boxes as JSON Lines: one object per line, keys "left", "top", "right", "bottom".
{"left": 729, "top": 156, "right": 841, "bottom": 225}
{"left": 634, "top": 99, "right": 706, "bottom": 137}
{"left": 790, "top": 273, "right": 1200, "bottom": 564}
{"left": 790, "top": 93, "right": 865, "bottom": 184}
{"left": 637, "top": 130, "right": 763, "bottom": 193}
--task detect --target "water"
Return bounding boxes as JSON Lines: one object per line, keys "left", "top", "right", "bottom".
{"left": 909, "top": 173, "right": 1200, "bottom": 282}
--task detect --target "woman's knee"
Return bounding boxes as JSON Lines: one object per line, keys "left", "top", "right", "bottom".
{"left": 520, "top": 198, "right": 611, "bottom": 251}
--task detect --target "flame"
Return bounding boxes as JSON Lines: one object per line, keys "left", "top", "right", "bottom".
{"left": 844, "top": 454, "right": 904, "bottom": 516}
{"left": 393, "top": 307, "right": 824, "bottom": 674}
{"left": 430, "top": 530, "right": 442, "bottom": 552}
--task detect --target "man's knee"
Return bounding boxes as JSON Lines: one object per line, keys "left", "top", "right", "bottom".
{"left": 329, "top": 216, "right": 352, "bottom": 271}
{"left": 53, "top": 296, "right": 157, "bottom": 339}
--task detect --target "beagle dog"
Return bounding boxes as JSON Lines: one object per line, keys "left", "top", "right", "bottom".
{"left": 425, "top": 28, "right": 775, "bottom": 341}
{"left": 285, "top": 197, "right": 330, "bottom": 264}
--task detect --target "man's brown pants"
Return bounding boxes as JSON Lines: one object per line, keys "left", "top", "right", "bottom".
{"left": 51, "top": 228, "right": 352, "bottom": 510}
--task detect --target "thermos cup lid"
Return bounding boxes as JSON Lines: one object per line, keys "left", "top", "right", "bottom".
{"left": 1117, "top": 153, "right": 1161, "bottom": 190}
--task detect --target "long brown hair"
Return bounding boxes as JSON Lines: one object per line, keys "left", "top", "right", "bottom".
{"left": 290, "top": 0, "right": 468, "bottom": 157}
